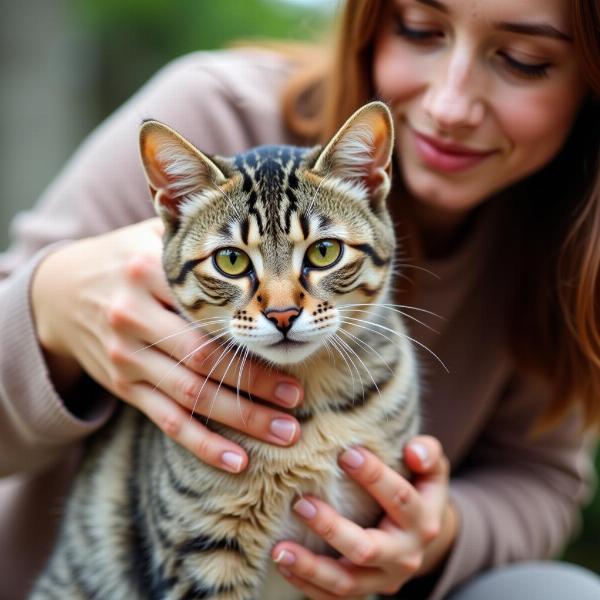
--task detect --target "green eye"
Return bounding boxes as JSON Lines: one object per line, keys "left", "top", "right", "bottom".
{"left": 214, "top": 248, "right": 251, "bottom": 276}
{"left": 306, "top": 239, "right": 342, "bottom": 268}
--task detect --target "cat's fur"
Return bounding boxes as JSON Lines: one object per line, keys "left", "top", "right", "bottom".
{"left": 30, "top": 102, "right": 419, "bottom": 600}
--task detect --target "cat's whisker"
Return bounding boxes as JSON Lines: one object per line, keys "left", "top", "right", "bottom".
{"left": 193, "top": 338, "right": 236, "bottom": 424}
{"left": 338, "top": 301, "right": 444, "bottom": 320}
{"left": 163, "top": 320, "right": 231, "bottom": 361}
{"left": 134, "top": 318, "right": 228, "bottom": 354}
{"left": 236, "top": 347, "right": 251, "bottom": 427}
{"left": 187, "top": 335, "right": 234, "bottom": 422}
{"left": 337, "top": 306, "right": 439, "bottom": 334}
{"left": 395, "top": 262, "right": 442, "bottom": 280}
{"left": 327, "top": 335, "right": 358, "bottom": 399}
{"left": 339, "top": 316, "right": 449, "bottom": 373}
{"left": 206, "top": 342, "right": 243, "bottom": 423}
{"left": 330, "top": 334, "right": 364, "bottom": 403}
{"left": 150, "top": 327, "right": 230, "bottom": 396}
{"left": 333, "top": 333, "right": 381, "bottom": 403}
{"left": 338, "top": 318, "right": 399, "bottom": 355}
{"left": 322, "top": 338, "right": 335, "bottom": 364}
{"left": 337, "top": 327, "right": 395, "bottom": 375}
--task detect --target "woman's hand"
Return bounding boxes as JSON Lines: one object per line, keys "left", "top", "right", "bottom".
{"left": 31, "top": 218, "right": 303, "bottom": 472}
{"left": 271, "top": 436, "right": 457, "bottom": 599}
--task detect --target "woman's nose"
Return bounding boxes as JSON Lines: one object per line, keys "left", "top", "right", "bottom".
{"left": 422, "top": 47, "right": 485, "bottom": 132}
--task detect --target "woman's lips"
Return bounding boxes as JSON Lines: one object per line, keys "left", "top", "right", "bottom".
{"left": 411, "top": 129, "right": 498, "bottom": 173}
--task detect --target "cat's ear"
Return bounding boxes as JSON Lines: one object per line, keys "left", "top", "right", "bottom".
{"left": 312, "top": 101, "right": 394, "bottom": 210}
{"left": 139, "top": 120, "right": 227, "bottom": 222}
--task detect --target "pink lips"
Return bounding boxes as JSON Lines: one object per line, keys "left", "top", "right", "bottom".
{"left": 412, "top": 129, "right": 497, "bottom": 173}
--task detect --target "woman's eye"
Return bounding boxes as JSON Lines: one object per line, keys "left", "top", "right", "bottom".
{"left": 395, "top": 18, "right": 443, "bottom": 42}
{"left": 499, "top": 52, "right": 551, "bottom": 79}
{"left": 305, "top": 239, "right": 343, "bottom": 269}
{"left": 214, "top": 248, "right": 252, "bottom": 277}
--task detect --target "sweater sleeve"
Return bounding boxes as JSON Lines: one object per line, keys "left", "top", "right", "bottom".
{"left": 428, "top": 375, "right": 597, "bottom": 599}
{"left": 0, "top": 50, "right": 291, "bottom": 476}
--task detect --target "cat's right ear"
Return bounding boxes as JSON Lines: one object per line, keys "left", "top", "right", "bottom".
{"left": 139, "top": 120, "right": 227, "bottom": 224}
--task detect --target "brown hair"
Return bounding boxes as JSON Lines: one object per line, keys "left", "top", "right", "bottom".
{"left": 281, "top": 0, "right": 600, "bottom": 429}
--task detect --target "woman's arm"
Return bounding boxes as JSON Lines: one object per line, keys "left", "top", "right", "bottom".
{"left": 431, "top": 376, "right": 596, "bottom": 599}
{"left": 0, "top": 49, "right": 302, "bottom": 476}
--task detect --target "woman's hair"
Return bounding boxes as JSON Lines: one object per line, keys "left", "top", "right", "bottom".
{"left": 282, "top": 0, "right": 600, "bottom": 429}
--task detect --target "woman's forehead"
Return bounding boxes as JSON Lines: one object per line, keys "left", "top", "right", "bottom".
{"left": 388, "top": 0, "right": 571, "bottom": 31}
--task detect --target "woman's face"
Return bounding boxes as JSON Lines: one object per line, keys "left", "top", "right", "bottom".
{"left": 373, "top": 0, "right": 588, "bottom": 216}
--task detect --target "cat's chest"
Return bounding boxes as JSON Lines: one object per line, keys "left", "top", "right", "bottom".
{"left": 237, "top": 406, "right": 400, "bottom": 530}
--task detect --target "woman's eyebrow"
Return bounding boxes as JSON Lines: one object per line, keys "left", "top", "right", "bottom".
{"left": 493, "top": 22, "right": 573, "bottom": 43}
{"left": 413, "top": 1, "right": 572, "bottom": 43}
{"left": 414, "top": 0, "right": 449, "bottom": 13}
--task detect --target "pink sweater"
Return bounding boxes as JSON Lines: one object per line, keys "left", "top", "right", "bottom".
{"left": 0, "top": 49, "right": 595, "bottom": 599}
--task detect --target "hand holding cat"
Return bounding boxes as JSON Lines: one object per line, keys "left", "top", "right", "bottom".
{"left": 272, "top": 436, "right": 457, "bottom": 599}
{"left": 31, "top": 218, "right": 303, "bottom": 472}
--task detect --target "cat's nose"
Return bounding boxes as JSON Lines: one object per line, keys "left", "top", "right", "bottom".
{"left": 264, "top": 307, "right": 301, "bottom": 335}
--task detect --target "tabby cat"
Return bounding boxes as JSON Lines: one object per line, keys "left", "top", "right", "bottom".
{"left": 30, "top": 102, "right": 419, "bottom": 600}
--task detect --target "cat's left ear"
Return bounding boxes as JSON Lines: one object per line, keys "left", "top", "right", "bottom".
{"left": 312, "top": 101, "right": 394, "bottom": 210}
{"left": 139, "top": 120, "right": 228, "bottom": 225}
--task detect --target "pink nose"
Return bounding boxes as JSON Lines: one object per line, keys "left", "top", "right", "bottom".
{"left": 264, "top": 308, "right": 301, "bottom": 334}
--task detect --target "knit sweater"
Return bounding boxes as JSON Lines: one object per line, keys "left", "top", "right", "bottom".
{"left": 0, "top": 49, "right": 595, "bottom": 599}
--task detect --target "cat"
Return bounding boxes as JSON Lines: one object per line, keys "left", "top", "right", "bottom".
{"left": 30, "top": 101, "right": 419, "bottom": 600}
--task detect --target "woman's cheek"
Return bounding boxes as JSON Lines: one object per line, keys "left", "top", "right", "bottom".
{"left": 494, "top": 84, "right": 580, "bottom": 169}
{"left": 373, "top": 43, "right": 426, "bottom": 102}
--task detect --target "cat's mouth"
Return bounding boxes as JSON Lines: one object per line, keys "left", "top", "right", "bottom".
{"left": 269, "top": 339, "right": 309, "bottom": 349}
{"left": 252, "top": 337, "right": 321, "bottom": 365}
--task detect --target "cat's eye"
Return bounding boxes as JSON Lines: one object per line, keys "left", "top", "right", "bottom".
{"left": 214, "top": 247, "right": 252, "bottom": 277}
{"left": 305, "top": 239, "right": 342, "bottom": 269}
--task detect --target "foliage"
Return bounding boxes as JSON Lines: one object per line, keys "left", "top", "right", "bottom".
{"left": 71, "top": 0, "right": 333, "bottom": 118}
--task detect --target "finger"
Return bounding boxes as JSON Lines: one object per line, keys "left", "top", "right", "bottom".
{"left": 120, "top": 228, "right": 175, "bottom": 307}
{"left": 127, "top": 382, "right": 248, "bottom": 473}
{"left": 278, "top": 571, "right": 364, "bottom": 600}
{"left": 277, "top": 569, "right": 348, "bottom": 600}
{"left": 403, "top": 435, "right": 445, "bottom": 475}
{"left": 291, "top": 495, "right": 390, "bottom": 568}
{"left": 404, "top": 436, "right": 450, "bottom": 525}
{"left": 338, "top": 447, "right": 422, "bottom": 529}
{"left": 111, "top": 297, "right": 303, "bottom": 409}
{"left": 135, "top": 346, "right": 301, "bottom": 447}
{"left": 173, "top": 331, "right": 303, "bottom": 409}
{"left": 273, "top": 542, "right": 405, "bottom": 598}
{"left": 273, "top": 543, "right": 364, "bottom": 598}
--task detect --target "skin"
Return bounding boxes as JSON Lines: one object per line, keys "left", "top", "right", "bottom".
{"left": 271, "top": 0, "right": 587, "bottom": 597}
{"left": 31, "top": 0, "right": 587, "bottom": 597}
{"left": 376, "top": 0, "right": 587, "bottom": 255}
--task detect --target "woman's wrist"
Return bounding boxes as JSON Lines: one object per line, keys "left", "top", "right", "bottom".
{"left": 416, "top": 500, "right": 459, "bottom": 577}
{"left": 32, "top": 248, "right": 82, "bottom": 395}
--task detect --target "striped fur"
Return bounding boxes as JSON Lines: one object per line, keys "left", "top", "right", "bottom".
{"left": 31, "top": 102, "right": 419, "bottom": 600}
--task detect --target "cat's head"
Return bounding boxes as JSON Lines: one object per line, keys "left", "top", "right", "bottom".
{"left": 139, "top": 102, "right": 395, "bottom": 366}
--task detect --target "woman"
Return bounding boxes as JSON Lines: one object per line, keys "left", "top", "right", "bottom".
{"left": 1, "top": 0, "right": 599, "bottom": 598}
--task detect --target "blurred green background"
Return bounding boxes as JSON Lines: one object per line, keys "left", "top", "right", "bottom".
{"left": 0, "top": 0, "right": 597, "bottom": 574}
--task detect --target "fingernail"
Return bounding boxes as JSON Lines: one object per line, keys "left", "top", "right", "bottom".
{"left": 340, "top": 448, "right": 364, "bottom": 469}
{"left": 274, "top": 382, "right": 300, "bottom": 407}
{"left": 270, "top": 419, "right": 296, "bottom": 443}
{"left": 273, "top": 549, "right": 296, "bottom": 566}
{"left": 221, "top": 451, "right": 243, "bottom": 472}
{"left": 410, "top": 443, "right": 430, "bottom": 467}
{"left": 293, "top": 497, "right": 317, "bottom": 519}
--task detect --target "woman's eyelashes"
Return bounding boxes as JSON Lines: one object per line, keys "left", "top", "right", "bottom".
{"left": 498, "top": 52, "right": 551, "bottom": 79}
{"left": 393, "top": 16, "right": 551, "bottom": 81}
{"left": 394, "top": 18, "right": 443, "bottom": 43}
